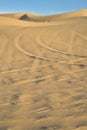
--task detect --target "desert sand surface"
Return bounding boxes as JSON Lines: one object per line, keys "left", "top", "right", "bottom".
{"left": 0, "top": 9, "right": 87, "bottom": 130}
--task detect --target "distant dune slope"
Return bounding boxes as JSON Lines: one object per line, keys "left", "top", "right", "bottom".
{"left": 0, "top": 9, "right": 87, "bottom": 22}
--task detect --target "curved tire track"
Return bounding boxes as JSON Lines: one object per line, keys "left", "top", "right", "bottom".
{"left": 15, "top": 33, "right": 87, "bottom": 64}
{"left": 37, "top": 36, "right": 87, "bottom": 58}
{"left": 13, "top": 29, "right": 87, "bottom": 85}
{"left": 15, "top": 34, "right": 60, "bottom": 62}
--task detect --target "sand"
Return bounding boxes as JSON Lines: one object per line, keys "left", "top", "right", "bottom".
{"left": 0, "top": 9, "right": 87, "bottom": 130}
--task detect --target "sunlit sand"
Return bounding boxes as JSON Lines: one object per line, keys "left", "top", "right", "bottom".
{"left": 0, "top": 9, "right": 87, "bottom": 130}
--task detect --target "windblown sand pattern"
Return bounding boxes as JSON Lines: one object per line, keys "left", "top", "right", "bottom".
{"left": 0, "top": 9, "right": 87, "bottom": 130}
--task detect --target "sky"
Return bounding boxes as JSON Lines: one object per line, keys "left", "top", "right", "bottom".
{"left": 0, "top": 0, "right": 87, "bottom": 15}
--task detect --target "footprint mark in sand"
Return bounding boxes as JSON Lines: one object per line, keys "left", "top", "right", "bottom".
{"left": 10, "top": 94, "right": 19, "bottom": 105}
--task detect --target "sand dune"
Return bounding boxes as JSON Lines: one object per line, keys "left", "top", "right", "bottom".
{"left": 0, "top": 9, "right": 87, "bottom": 130}
{"left": 1, "top": 9, "right": 87, "bottom": 22}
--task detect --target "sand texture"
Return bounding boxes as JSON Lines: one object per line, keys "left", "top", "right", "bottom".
{"left": 0, "top": 9, "right": 87, "bottom": 130}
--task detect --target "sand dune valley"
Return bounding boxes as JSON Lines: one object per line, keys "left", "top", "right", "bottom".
{"left": 0, "top": 9, "right": 87, "bottom": 130}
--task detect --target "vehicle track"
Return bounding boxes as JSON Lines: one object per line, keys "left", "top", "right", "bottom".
{"left": 0, "top": 62, "right": 58, "bottom": 74}
{"left": 4, "top": 66, "right": 87, "bottom": 87}
{"left": 15, "top": 34, "right": 60, "bottom": 62}
{"left": 11, "top": 27, "right": 87, "bottom": 86}
{"left": 37, "top": 32, "right": 87, "bottom": 58}
{"left": 15, "top": 34, "right": 87, "bottom": 64}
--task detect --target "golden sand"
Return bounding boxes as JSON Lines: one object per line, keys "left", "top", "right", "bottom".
{"left": 0, "top": 9, "right": 87, "bottom": 130}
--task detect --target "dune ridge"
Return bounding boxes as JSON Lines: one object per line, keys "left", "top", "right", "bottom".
{"left": 0, "top": 9, "right": 87, "bottom": 22}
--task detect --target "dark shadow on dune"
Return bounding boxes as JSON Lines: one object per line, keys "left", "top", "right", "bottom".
{"left": 19, "top": 14, "right": 29, "bottom": 21}
{"left": 19, "top": 14, "right": 45, "bottom": 22}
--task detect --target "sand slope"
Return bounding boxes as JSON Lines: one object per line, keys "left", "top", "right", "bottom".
{"left": 0, "top": 9, "right": 87, "bottom": 130}
{"left": 1, "top": 9, "right": 87, "bottom": 22}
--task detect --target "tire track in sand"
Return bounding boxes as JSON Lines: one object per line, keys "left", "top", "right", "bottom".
{"left": 36, "top": 30, "right": 87, "bottom": 66}
{"left": 68, "top": 31, "right": 87, "bottom": 67}
{"left": 5, "top": 66, "right": 87, "bottom": 87}
{"left": 15, "top": 33, "right": 87, "bottom": 64}
{"left": 66, "top": 31, "right": 87, "bottom": 84}
{"left": 15, "top": 34, "right": 60, "bottom": 62}
{"left": 13, "top": 30, "right": 87, "bottom": 85}
{"left": 36, "top": 30, "right": 87, "bottom": 83}
{"left": 37, "top": 33, "right": 87, "bottom": 58}
{"left": 0, "top": 62, "right": 58, "bottom": 74}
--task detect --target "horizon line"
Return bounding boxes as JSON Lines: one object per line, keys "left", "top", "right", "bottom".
{"left": 0, "top": 8, "right": 87, "bottom": 15}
